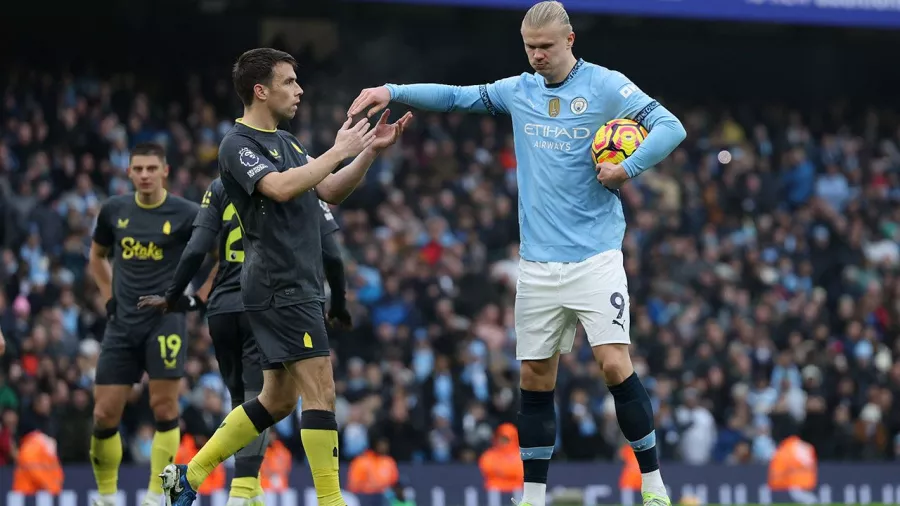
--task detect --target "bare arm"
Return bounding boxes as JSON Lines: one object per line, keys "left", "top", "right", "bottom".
{"left": 89, "top": 241, "right": 112, "bottom": 301}
{"left": 315, "top": 149, "right": 378, "bottom": 204}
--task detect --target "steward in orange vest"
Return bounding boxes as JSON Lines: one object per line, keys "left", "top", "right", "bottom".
{"left": 12, "top": 430, "right": 63, "bottom": 495}
{"left": 261, "top": 432, "right": 293, "bottom": 492}
{"left": 768, "top": 435, "right": 817, "bottom": 491}
{"left": 348, "top": 436, "right": 399, "bottom": 495}
{"left": 479, "top": 423, "right": 524, "bottom": 493}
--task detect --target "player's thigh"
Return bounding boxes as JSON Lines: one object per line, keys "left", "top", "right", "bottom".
{"left": 144, "top": 313, "right": 188, "bottom": 380}
{"left": 564, "top": 250, "right": 632, "bottom": 348}
{"left": 208, "top": 312, "right": 246, "bottom": 402}
{"left": 96, "top": 325, "right": 145, "bottom": 386}
{"left": 515, "top": 259, "right": 578, "bottom": 361}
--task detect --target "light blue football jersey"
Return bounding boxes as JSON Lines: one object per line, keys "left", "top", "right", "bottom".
{"left": 386, "top": 59, "right": 685, "bottom": 263}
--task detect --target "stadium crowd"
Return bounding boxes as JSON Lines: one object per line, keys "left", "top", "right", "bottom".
{"left": 1, "top": 64, "right": 900, "bottom": 472}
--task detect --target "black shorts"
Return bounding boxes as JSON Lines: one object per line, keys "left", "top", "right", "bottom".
{"left": 96, "top": 313, "right": 187, "bottom": 385}
{"left": 247, "top": 302, "right": 330, "bottom": 365}
{"left": 207, "top": 312, "right": 264, "bottom": 402}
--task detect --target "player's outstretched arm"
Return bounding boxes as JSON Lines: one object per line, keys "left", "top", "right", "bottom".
{"left": 253, "top": 118, "right": 376, "bottom": 203}
{"left": 347, "top": 76, "right": 518, "bottom": 118}
{"left": 316, "top": 110, "right": 413, "bottom": 204}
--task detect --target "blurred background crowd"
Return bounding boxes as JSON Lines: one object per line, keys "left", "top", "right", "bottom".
{"left": 2, "top": 1, "right": 900, "bottom": 475}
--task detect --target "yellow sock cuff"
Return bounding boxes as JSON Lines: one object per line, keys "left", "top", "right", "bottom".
{"left": 148, "top": 425, "right": 180, "bottom": 494}
{"left": 90, "top": 431, "right": 123, "bottom": 496}
{"left": 230, "top": 476, "right": 260, "bottom": 499}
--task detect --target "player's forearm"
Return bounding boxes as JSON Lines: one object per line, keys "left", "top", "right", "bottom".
{"left": 165, "top": 227, "right": 217, "bottom": 302}
{"left": 621, "top": 106, "right": 686, "bottom": 178}
{"left": 316, "top": 148, "right": 377, "bottom": 204}
{"left": 265, "top": 149, "right": 346, "bottom": 202}
{"left": 386, "top": 83, "right": 489, "bottom": 113}
{"left": 195, "top": 260, "right": 218, "bottom": 302}
{"left": 321, "top": 232, "right": 347, "bottom": 303}
{"left": 89, "top": 256, "right": 113, "bottom": 301}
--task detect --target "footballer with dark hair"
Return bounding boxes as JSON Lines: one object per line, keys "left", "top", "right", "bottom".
{"left": 161, "top": 48, "right": 411, "bottom": 506}
{"left": 88, "top": 142, "right": 202, "bottom": 506}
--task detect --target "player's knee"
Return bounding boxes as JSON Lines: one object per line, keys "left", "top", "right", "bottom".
{"left": 519, "top": 359, "right": 557, "bottom": 391}
{"left": 93, "top": 403, "right": 123, "bottom": 429}
{"left": 149, "top": 394, "right": 180, "bottom": 421}
{"left": 258, "top": 390, "right": 298, "bottom": 421}
{"left": 268, "top": 397, "right": 298, "bottom": 421}
{"left": 593, "top": 344, "right": 633, "bottom": 385}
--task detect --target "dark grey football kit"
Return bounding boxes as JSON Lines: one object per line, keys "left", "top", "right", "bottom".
{"left": 217, "top": 121, "right": 333, "bottom": 366}
{"left": 165, "top": 176, "right": 342, "bottom": 396}
{"left": 92, "top": 192, "right": 199, "bottom": 385}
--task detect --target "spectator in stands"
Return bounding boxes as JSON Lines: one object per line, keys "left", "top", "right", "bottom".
{"left": 0, "top": 408, "right": 18, "bottom": 465}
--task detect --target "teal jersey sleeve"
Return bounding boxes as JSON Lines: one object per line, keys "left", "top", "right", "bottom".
{"left": 386, "top": 76, "right": 519, "bottom": 115}
{"left": 598, "top": 71, "right": 687, "bottom": 177}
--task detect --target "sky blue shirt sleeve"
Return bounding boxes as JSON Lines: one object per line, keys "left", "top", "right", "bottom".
{"left": 599, "top": 71, "right": 687, "bottom": 178}
{"left": 385, "top": 76, "right": 519, "bottom": 115}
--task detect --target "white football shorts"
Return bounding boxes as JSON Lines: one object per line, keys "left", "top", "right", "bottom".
{"left": 514, "top": 249, "right": 631, "bottom": 360}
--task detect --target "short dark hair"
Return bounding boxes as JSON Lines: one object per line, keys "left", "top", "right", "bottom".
{"left": 130, "top": 142, "right": 166, "bottom": 163}
{"left": 232, "top": 48, "right": 297, "bottom": 106}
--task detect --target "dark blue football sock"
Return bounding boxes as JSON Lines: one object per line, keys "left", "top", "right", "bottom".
{"left": 608, "top": 372, "right": 659, "bottom": 473}
{"left": 517, "top": 389, "right": 557, "bottom": 484}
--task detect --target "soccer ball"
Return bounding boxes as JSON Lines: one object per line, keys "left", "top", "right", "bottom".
{"left": 591, "top": 119, "right": 648, "bottom": 165}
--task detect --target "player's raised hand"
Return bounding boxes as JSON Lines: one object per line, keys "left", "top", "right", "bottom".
{"left": 596, "top": 162, "right": 630, "bottom": 189}
{"left": 347, "top": 86, "right": 391, "bottom": 119}
{"left": 369, "top": 110, "right": 414, "bottom": 153}
{"left": 334, "top": 116, "right": 376, "bottom": 159}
